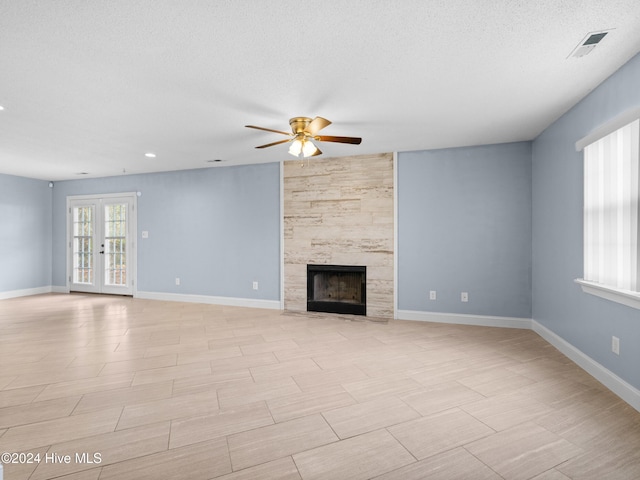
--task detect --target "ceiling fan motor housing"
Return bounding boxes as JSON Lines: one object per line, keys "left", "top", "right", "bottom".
{"left": 289, "top": 117, "right": 313, "bottom": 134}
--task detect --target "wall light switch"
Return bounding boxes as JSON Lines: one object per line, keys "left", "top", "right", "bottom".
{"left": 175, "top": 277, "right": 180, "bottom": 286}
{"left": 142, "top": 231, "right": 149, "bottom": 239}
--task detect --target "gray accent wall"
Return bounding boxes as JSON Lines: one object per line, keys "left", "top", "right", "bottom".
{"left": 398, "top": 142, "right": 532, "bottom": 318}
{"left": 51, "top": 164, "right": 281, "bottom": 301}
{"left": 532, "top": 52, "right": 640, "bottom": 389}
{"left": 0, "top": 174, "right": 52, "bottom": 293}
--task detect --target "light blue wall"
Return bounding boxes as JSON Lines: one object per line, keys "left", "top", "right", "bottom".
{"left": 0, "top": 174, "right": 52, "bottom": 293}
{"left": 532, "top": 52, "right": 640, "bottom": 389}
{"left": 398, "top": 142, "right": 532, "bottom": 318}
{"left": 52, "top": 164, "right": 281, "bottom": 301}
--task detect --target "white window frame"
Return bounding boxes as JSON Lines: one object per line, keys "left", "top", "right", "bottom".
{"left": 575, "top": 107, "right": 640, "bottom": 310}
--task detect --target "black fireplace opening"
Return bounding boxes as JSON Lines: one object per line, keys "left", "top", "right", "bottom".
{"left": 307, "top": 264, "right": 366, "bottom": 316}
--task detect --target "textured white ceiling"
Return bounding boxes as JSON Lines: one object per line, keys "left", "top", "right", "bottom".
{"left": 1, "top": 0, "right": 640, "bottom": 180}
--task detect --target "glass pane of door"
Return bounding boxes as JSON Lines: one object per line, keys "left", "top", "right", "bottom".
{"left": 104, "top": 203, "right": 127, "bottom": 287}
{"left": 72, "top": 205, "right": 95, "bottom": 285}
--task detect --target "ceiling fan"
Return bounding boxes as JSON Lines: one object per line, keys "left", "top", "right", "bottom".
{"left": 245, "top": 116, "right": 362, "bottom": 158}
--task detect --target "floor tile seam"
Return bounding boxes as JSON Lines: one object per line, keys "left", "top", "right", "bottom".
{"left": 0, "top": 375, "right": 26, "bottom": 392}
{"left": 394, "top": 393, "right": 424, "bottom": 420}
{"left": 0, "top": 410, "right": 124, "bottom": 454}
{"left": 247, "top": 364, "right": 259, "bottom": 383}
{"left": 383, "top": 424, "right": 420, "bottom": 464}
{"left": 456, "top": 403, "right": 512, "bottom": 434}
{"left": 116, "top": 390, "right": 221, "bottom": 420}
{"left": 166, "top": 418, "right": 176, "bottom": 457}
{"left": 234, "top": 433, "right": 340, "bottom": 474}
{"left": 307, "top": 354, "right": 324, "bottom": 375}
{"left": 76, "top": 387, "right": 176, "bottom": 416}
{"left": 33, "top": 375, "right": 138, "bottom": 403}
{"left": 98, "top": 355, "right": 180, "bottom": 375}
{"left": 222, "top": 452, "right": 303, "bottom": 478}
{"left": 110, "top": 405, "right": 127, "bottom": 433}
{"left": 117, "top": 407, "right": 214, "bottom": 432}
{"left": 459, "top": 444, "right": 508, "bottom": 479}
{"left": 502, "top": 435, "right": 586, "bottom": 477}
{"left": 170, "top": 378, "right": 178, "bottom": 397}
{"left": 0, "top": 395, "right": 92, "bottom": 430}
{"left": 94, "top": 437, "right": 219, "bottom": 477}
{"left": 319, "top": 409, "right": 343, "bottom": 442}
{"left": 0, "top": 398, "right": 87, "bottom": 430}
{"left": 289, "top": 451, "right": 306, "bottom": 479}
{"left": 319, "top": 400, "right": 421, "bottom": 442}
{"left": 34, "top": 425, "right": 170, "bottom": 477}
{"left": 223, "top": 434, "right": 234, "bottom": 474}
{"left": 0, "top": 385, "right": 50, "bottom": 407}
{"left": 432, "top": 405, "right": 500, "bottom": 442}
{"left": 2, "top": 373, "right": 95, "bottom": 392}
{"left": 450, "top": 378, "right": 492, "bottom": 401}
{"left": 25, "top": 444, "right": 60, "bottom": 480}
{"left": 533, "top": 417, "right": 620, "bottom": 454}
{"left": 131, "top": 364, "right": 215, "bottom": 385}
{"left": 65, "top": 394, "right": 85, "bottom": 418}
{"left": 468, "top": 416, "right": 586, "bottom": 459}
{"left": 260, "top": 400, "right": 279, "bottom": 437}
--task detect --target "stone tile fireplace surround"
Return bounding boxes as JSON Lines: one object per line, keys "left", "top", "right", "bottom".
{"left": 283, "top": 153, "right": 394, "bottom": 319}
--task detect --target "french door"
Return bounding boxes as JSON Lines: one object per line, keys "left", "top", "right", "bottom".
{"left": 67, "top": 194, "right": 136, "bottom": 295}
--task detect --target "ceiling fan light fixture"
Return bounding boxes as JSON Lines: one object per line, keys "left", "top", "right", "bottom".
{"left": 302, "top": 139, "right": 318, "bottom": 157}
{"left": 288, "top": 138, "right": 303, "bottom": 157}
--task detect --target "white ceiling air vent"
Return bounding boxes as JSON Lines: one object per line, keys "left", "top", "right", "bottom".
{"left": 568, "top": 30, "right": 612, "bottom": 58}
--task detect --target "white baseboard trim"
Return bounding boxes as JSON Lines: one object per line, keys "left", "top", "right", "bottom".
{"left": 532, "top": 320, "right": 640, "bottom": 413}
{"left": 135, "top": 291, "right": 281, "bottom": 310}
{"left": 52, "top": 285, "right": 70, "bottom": 293}
{"left": 0, "top": 285, "right": 53, "bottom": 300}
{"left": 396, "top": 310, "right": 532, "bottom": 329}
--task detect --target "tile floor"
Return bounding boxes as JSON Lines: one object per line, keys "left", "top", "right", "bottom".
{"left": 0, "top": 293, "right": 639, "bottom": 479}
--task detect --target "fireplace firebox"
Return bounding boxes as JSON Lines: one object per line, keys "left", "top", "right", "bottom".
{"left": 307, "top": 264, "right": 366, "bottom": 316}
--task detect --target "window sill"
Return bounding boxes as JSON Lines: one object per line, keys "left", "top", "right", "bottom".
{"left": 575, "top": 279, "right": 640, "bottom": 310}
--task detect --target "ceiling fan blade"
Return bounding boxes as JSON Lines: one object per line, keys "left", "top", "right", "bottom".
{"left": 306, "top": 116, "right": 331, "bottom": 136}
{"left": 245, "top": 125, "right": 292, "bottom": 136}
{"left": 314, "top": 135, "right": 362, "bottom": 145}
{"left": 255, "top": 139, "right": 292, "bottom": 149}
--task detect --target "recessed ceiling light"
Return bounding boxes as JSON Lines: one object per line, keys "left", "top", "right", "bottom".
{"left": 145, "top": 152, "right": 156, "bottom": 158}
{"left": 0, "top": 105, "right": 4, "bottom": 111}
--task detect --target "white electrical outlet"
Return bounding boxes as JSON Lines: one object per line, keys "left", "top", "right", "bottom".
{"left": 252, "top": 281, "right": 259, "bottom": 290}
{"left": 612, "top": 336, "right": 620, "bottom": 355}
{"left": 429, "top": 290, "right": 437, "bottom": 300}
{"left": 175, "top": 277, "right": 180, "bottom": 286}
{"left": 461, "top": 292, "right": 469, "bottom": 302}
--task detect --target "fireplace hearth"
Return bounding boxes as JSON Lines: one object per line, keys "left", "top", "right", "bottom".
{"left": 307, "top": 264, "right": 366, "bottom": 316}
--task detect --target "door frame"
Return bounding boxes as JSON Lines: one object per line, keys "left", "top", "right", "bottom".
{"left": 65, "top": 192, "right": 138, "bottom": 296}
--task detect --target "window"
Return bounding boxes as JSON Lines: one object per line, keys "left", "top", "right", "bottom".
{"left": 575, "top": 110, "right": 640, "bottom": 309}
{"left": 584, "top": 118, "right": 639, "bottom": 289}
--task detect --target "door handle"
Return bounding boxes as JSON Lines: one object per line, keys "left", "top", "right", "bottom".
{"left": 99, "top": 251, "right": 105, "bottom": 254}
